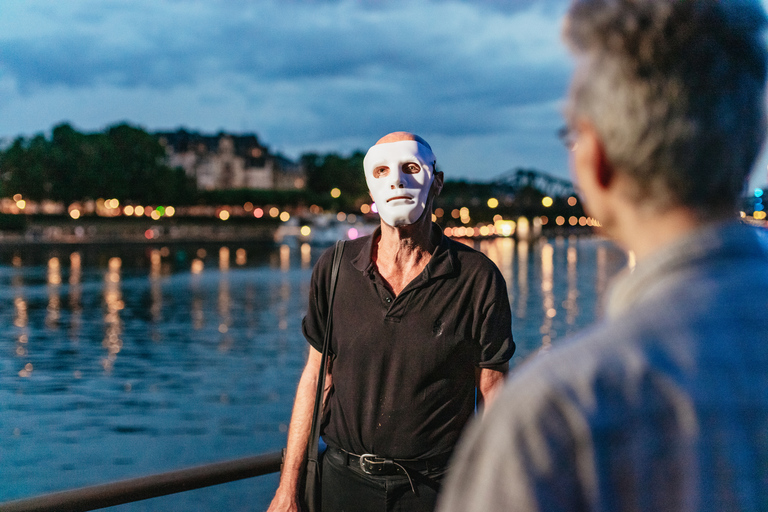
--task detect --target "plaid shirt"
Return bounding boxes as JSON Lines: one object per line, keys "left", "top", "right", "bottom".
{"left": 438, "top": 221, "right": 768, "bottom": 512}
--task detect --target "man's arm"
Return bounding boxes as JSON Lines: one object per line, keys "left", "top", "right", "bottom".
{"left": 267, "top": 346, "right": 323, "bottom": 512}
{"left": 475, "top": 364, "right": 508, "bottom": 412}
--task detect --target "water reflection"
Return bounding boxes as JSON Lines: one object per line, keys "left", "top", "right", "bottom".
{"left": 301, "top": 243, "right": 312, "bottom": 269}
{"left": 219, "top": 247, "right": 230, "bottom": 271}
{"left": 102, "top": 257, "right": 124, "bottom": 372}
{"left": 566, "top": 239, "right": 579, "bottom": 326}
{"left": 280, "top": 244, "right": 290, "bottom": 271}
{"left": 540, "top": 242, "right": 556, "bottom": 351}
{"left": 516, "top": 240, "right": 529, "bottom": 321}
{"left": 69, "top": 253, "right": 83, "bottom": 342}
{"left": 46, "top": 257, "right": 62, "bottom": 330}
{"left": 218, "top": 274, "right": 233, "bottom": 352}
{"left": 236, "top": 248, "right": 247, "bottom": 266}
{"left": 0, "top": 236, "right": 627, "bottom": 511}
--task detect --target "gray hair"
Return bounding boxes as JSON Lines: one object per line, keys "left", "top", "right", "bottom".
{"left": 564, "top": 0, "right": 768, "bottom": 213}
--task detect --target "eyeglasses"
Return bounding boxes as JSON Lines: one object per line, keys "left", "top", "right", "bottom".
{"left": 558, "top": 126, "right": 578, "bottom": 152}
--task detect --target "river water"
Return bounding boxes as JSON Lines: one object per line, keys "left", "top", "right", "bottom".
{"left": 0, "top": 235, "right": 627, "bottom": 511}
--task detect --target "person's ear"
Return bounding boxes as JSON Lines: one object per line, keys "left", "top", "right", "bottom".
{"left": 432, "top": 167, "right": 444, "bottom": 197}
{"left": 574, "top": 121, "right": 614, "bottom": 192}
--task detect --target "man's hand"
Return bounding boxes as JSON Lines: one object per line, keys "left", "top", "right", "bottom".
{"left": 266, "top": 347, "right": 323, "bottom": 512}
{"left": 266, "top": 487, "right": 302, "bottom": 512}
{"left": 476, "top": 365, "right": 508, "bottom": 412}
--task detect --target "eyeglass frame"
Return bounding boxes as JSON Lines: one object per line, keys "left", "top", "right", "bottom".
{"left": 558, "top": 125, "right": 578, "bottom": 151}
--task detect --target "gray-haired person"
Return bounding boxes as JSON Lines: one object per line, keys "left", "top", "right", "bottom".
{"left": 437, "top": 1, "right": 768, "bottom": 511}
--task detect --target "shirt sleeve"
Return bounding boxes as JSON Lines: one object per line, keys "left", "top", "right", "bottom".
{"left": 436, "top": 371, "right": 588, "bottom": 512}
{"left": 475, "top": 264, "right": 515, "bottom": 368}
{"left": 301, "top": 245, "right": 336, "bottom": 353}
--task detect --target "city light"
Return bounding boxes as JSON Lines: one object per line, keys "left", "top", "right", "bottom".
{"left": 280, "top": 211, "right": 290, "bottom": 222}
{"left": 567, "top": 196, "right": 578, "bottom": 206}
{"left": 487, "top": 198, "right": 499, "bottom": 208}
{"left": 460, "top": 207, "right": 470, "bottom": 224}
{"left": 219, "top": 210, "right": 230, "bottom": 221}
{"left": 254, "top": 207, "right": 264, "bottom": 218}
{"left": 300, "top": 226, "right": 312, "bottom": 237}
{"left": 330, "top": 188, "right": 341, "bottom": 198}
{"left": 70, "top": 209, "right": 81, "bottom": 219}
{"left": 494, "top": 219, "right": 516, "bottom": 237}
{"left": 542, "top": 196, "right": 554, "bottom": 207}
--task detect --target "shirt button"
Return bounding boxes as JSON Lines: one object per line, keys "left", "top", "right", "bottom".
{"left": 385, "top": 297, "right": 392, "bottom": 304}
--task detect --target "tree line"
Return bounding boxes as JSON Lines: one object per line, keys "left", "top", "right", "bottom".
{"left": 0, "top": 123, "right": 373, "bottom": 208}
{"left": 0, "top": 123, "right": 195, "bottom": 205}
{"left": 0, "top": 123, "right": 582, "bottom": 223}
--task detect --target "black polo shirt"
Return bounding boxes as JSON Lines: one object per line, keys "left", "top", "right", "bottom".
{"left": 302, "top": 224, "right": 514, "bottom": 459}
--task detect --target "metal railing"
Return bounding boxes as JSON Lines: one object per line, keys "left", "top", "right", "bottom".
{"left": 0, "top": 450, "right": 283, "bottom": 512}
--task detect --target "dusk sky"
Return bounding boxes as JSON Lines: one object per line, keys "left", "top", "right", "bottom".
{"left": 2, "top": 0, "right": 767, "bottom": 189}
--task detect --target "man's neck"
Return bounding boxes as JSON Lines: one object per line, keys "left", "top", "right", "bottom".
{"left": 372, "top": 217, "right": 436, "bottom": 296}
{"left": 613, "top": 203, "right": 730, "bottom": 261}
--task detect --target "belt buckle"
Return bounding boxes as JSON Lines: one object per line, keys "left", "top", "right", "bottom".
{"left": 359, "top": 453, "right": 395, "bottom": 475}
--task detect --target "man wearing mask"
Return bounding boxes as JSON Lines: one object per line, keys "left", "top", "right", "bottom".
{"left": 438, "top": 1, "right": 768, "bottom": 511}
{"left": 268, "top": 131, "right": 515, "bottom": 512}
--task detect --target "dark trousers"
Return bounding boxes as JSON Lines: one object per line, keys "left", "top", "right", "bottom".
{"left": 321, "top": 447, "right": 446, "bottom": 512}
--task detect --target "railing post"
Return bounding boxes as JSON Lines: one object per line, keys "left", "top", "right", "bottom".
{"left": 0, "top": 450, "right": 283, "bottom": 512}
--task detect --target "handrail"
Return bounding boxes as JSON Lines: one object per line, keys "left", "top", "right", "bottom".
{"left": 0, "top": 450, "right": 283, "bottom": 512}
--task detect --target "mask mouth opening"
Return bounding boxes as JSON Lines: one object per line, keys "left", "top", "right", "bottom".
{"left": 387, "top": 195, "right": 414, "bottom": 203}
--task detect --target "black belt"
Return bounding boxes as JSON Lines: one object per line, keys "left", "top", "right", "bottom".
{"left": 325, "top": 446, "right": 451, "bottom": 476}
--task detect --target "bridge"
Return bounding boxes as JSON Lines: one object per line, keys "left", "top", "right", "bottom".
{"left": 492, "top": 168, "right": 576, "bottom": 199}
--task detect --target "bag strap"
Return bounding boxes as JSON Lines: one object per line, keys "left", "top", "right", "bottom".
{"left": 307, "top": 240, "right": 345, "bottom": 464}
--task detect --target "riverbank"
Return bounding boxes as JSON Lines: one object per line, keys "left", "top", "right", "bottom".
{"left": 0, "top": 214, "right": 279, "bottom": 246}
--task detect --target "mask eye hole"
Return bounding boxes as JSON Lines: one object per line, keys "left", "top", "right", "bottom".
{"left": 373, "top": 166, "right": 390, "bottom": 178}
{"left": 403, "top": 162, "right": 421, "bottom": 174}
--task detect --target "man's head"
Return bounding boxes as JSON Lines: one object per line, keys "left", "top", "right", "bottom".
{"left": 363, "top": 132, "right": 442, "bottom": 227}
{"left": 564, "top": 0, "right": 768, "bottom": 216}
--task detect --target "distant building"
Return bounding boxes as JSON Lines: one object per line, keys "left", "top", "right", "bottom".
{"left": 156, "top": 129, "right": 306, "bottom": 191}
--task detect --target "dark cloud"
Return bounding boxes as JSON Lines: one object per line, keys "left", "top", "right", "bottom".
{"left": 1, "top": 1, "right": 569, "bottom": 91}
{"left": 0, "top": 37, "right": 200, "bottom": 91}
{"left": 0, "top": 0, "right": 573, "bottom": 179}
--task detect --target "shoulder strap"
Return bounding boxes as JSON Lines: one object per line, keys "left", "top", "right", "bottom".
{"left": 307, "top": 240, "right": 345, "bottom": 463}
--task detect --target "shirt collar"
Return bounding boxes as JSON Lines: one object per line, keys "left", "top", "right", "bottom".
{"left": 605, "top": 220, "right": 767, "bottom": 318}
{"left": 350, "top": 223, "right": 456, "bottom": 280}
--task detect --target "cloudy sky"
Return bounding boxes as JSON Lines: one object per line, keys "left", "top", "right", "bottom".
{"left": 1, "top": 0, "right": 767, "bottom": 188}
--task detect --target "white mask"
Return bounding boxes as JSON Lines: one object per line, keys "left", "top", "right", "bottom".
{"left": 363, "top": 140, "right": 436, "bottom": 227}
